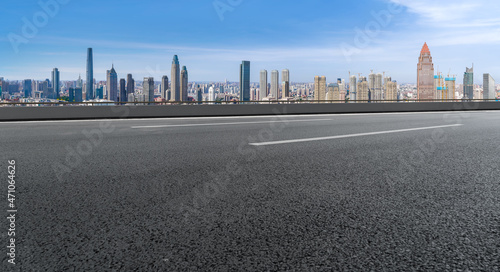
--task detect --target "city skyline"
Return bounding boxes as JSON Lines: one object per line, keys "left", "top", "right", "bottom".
{"left": 2, "top": 0, "right": 500, "bottom": 83}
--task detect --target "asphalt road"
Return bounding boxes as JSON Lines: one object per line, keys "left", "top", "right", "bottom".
{"left": 1, "top": 111, "right": 500, "bottom": 271}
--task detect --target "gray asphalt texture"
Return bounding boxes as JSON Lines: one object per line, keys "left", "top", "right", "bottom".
{"left": 1, "top": 111, "right": 500, "bottom": 271}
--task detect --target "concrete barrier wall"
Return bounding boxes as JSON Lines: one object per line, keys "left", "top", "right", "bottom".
{"left": 0, "top": 102, "right": 499, "bottom": 121}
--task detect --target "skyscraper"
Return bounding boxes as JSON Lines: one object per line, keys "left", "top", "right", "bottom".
{"left": 143, "top": 77, "right": 155, "bottom": 103}
{"left": 171, "top": 55, "right": 180, "bottom": 102}
{"left": 197, "top": 85, "right": 203, "bottom": 104}
{"left": 86, "top": 48, "right": 94, "bottom": 100}
{"left": 369, "top": 72, "right": 376, "bottom": 98}
{"left": 483, "top": 73, "right": 495, "bottom": 100}
{"left": 314, "top": 76, "right": 326, "bottom": 101}
{"left": 375, "top": 73, "right": 383, "bottom": 101}
{"left": 23, "top": 79, "right": 32, "bottom": 98}
{"left": 119, "top": 78, "right": 127, "bottom": 102}
{"left": 106, "top": 65, "right": 118, "bottom": 102}
{"left": 52, "top": 68, "right": 60, "bottom": 99}
{"left": 349, "top": 75, "right": 357, "bottom": 102}
{"left": 385, "top": 79, "right": 398, "bottom": 102}
{"left": 76, "top": 74, "right": 83, "bottom": 88}
{"left": 181, "top": 66, "right": 188, "bottom": 102}
{"left": 239, "top": 61, "right": 250, "bottom": 101}
{"left": 282, "top": 69, "right": 290, "bottom": 98}
{"left": 260, "top": 70, "right": 268, "bottom": 100}
{"left": 161, "top": 75, "right": 169, "bottom": 100}
{"left": 270, "top": 70, "right": 279, "bottom": 99}
{"left": 417, "top": 43, "right": 435, "bottom": 101}
{"left": 463, "top": 66, "right": 474, "bottom": 100}
{"left": 127, "top": 74, "right": 135, "bottom": 97}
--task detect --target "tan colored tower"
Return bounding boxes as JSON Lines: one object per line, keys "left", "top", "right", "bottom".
{"left": 357, "top": 77, "right": 369, "bottom": 102}
{"left": 314, "top": 76, "right": 326, "bottom": 101}
{"left": 417, "top": 43, "right": 435, "bottom": 101}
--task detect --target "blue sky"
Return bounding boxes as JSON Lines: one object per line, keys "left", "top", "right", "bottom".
{"left": 1, "top": 0, "right": 500, "bottom": 83}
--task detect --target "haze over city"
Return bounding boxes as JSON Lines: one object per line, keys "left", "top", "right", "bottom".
{"left": 2, "top": 0, "right": 500, "bottom": 83}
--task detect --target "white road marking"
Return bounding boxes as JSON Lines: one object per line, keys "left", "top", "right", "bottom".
{"left": 131, "top": 119, "right": 332, "bottom": 129}
{"left": 249, "top": 124, "right": 464, "bottom": 146}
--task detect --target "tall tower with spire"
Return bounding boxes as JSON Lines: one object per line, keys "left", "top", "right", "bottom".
{"left": 171, "top": 55, "right": 180, "bottom": 102}
{"left": 106, "top": 64, "right": 118, "bottom": 102}
{"left": 417, "top": 43, "right": 435, "bottom": 101}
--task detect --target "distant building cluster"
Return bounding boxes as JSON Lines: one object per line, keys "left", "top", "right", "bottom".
{"left": 1, "top": 45, "right": 499, "bottom": 105}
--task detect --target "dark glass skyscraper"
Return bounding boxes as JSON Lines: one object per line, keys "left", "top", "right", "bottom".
{"left": 86, "top": 48, "right": 94, "bottom": 100}
{"left": 23, "top": 79, "right": 32, "bottom": 98}
{"left": 181, "top": 66, "right": 188, "bottom": 102}
{"left": 106, "top": 65, "right": 118, "bottom": 102}
{"left": 119, "top": 78, "right": 126, "bottom": 102}
{"left": 239, "top": 61, "right": 250, "bottom": 101}
{"left": 127, "top": 74, "right": 135, "bottom": 97}
{"left": 463, "top": 66, "right": 474, "bottom": 100}
{"left": 52, "top": 68, "right": 60, "bottom": 99}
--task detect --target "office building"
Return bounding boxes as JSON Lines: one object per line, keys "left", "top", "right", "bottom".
{"left": 143, "top": 77, "right": 155, "bottom": 103}
{"left": 171, "top": 55, "right": 180, "bottom": 102}
{"left": 483, "top": 73, "right": 495, "bottom": 100}
{"left": 127, "top": 74, "right": 135, "bottom": 97}
{"left": 23, "top": 79, "right": 32, "bottom": 98}
{"left": 463, "top": 66, "right": 474, "bottom": 100}
{"left": 239, "top": 61, "right": 250, "bottom": 101}
{"left": 161, "top": 75, "right": 169, "bottom": 100}
{"left": 52, "top": 68, "right": 60, "bottom": 99}
{"left": 260, "top": 70, "right": 268, "bottom": 100}
{"left": 417, "top": 43, "right": 435, "bottom": 101}
{"left": 69, "top": 87, "right": 83, "bottom": 102}
{"left": 119, "top": 79, "right": 126, "bottom": 102}
{"left": 96, "top": 86, "right": 103, "bottom": 99}
{"left": 181, "top": 66, "right": 188, "bottom": 102}
{"left": 106, "top": 65, "right": 118, "bottom": 102}
{"left": 86, "top": 48, "right": 94, "bottom": 100}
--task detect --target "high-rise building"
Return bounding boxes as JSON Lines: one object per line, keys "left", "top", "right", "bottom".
{"left": 86, "top": 48, "right": 94, "bottom": 100}
{"left": 106, "top": 65, "right": 118, "bottom": 102}
{"left": 197, "top": 85, "right": 203, "bottom": 104}
{"left": 76, "top": 74, "right": 83, "bottom": 88}
{"left": 374, "top": 73, "right": 383, "bottom": 101}
{"left": 270, "top": 70, "right": 279, "bottom": 99}
{"left": 463, "top": 66, "right": 474, "bottom": 100}
{"left": 209, "top": 85, "right": 215, "bottom": 103}
{"left": 417, "top": 43, "right": 435, "bottom": 101}
{"left": 171, "top": 55, "right": 180, "bottom": 102}
{"left": 282, "top": 69, "right": 290, "bottom": 98}
{"left": 95, "top": 86, "right": 103, "bottom": 99}
{"left": 327, "top": 83, "right": 340, "bottom": 102}
{"left": 260, "top": 70, "right": 268, "bottom": 100}
{"left": 181, "top": 66, "right": 188, "bottom": 102}
{"left": 127, "top": 74, "right": 135, "bottom": 97}
{"left": 119, "top": 78, "right": 126, "bottom": 102}
{"left": 314, "top": 76, "right": 326, "bottom": 101}
{"left": 385, "top": 79, "right": 398, "bottom": 102}
{"left": 239, "top": 61, "right": 251, "bottom": 101}
{"left": 349, "top": 75, "right": 357, "bottom": 102}
{"left": 483, "top": 73, "right": 495, "bottom": 100}
{"left": 52, "top": 68, "right": 60, "bottom": 99}
{"left": 143, "top": 77, "right": 155, "bottom": 103}
{"left": 161, "top": 75, "right": 169, "bottom": 100}
{"left": 445, "top": 76, "right": 456, "bottom": 101}
{"left": 369, "top": 72, "right": 376, "bottom": 98}
{"left": 282, "top": 81, "right": 289, "bottom": 98}
{"left": 357, "top": 77, "right": 369, "bottom": 103}
{"left": 23, "top": 79, "right": 32, "bottom": 98}
{"left": 69, "top": 88, "right": 83, "bottom": 102}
